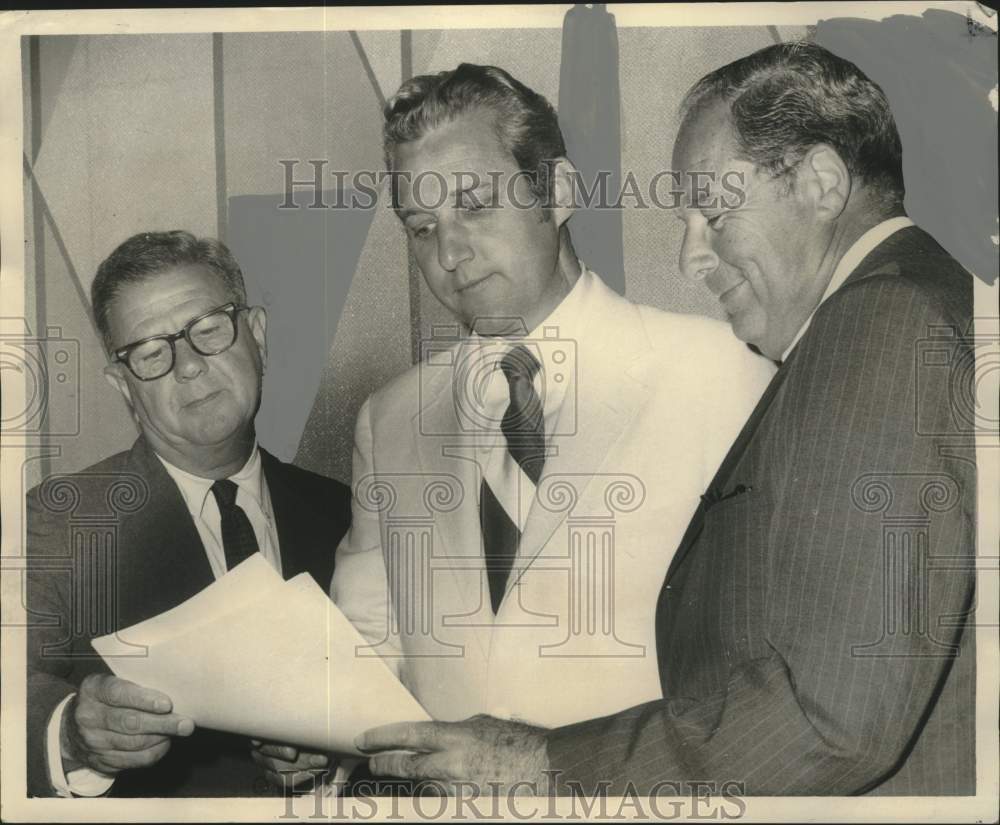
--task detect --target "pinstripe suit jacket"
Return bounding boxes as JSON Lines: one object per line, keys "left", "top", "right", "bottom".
{"left": 545, "top": 226, "right": 977, "bottom": 795}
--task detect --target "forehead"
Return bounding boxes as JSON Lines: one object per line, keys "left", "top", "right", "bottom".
{"left": 672, "top": 99, "right": 741, "bottom": 172}
{"left": 109, "top": 265, "right": 231, "bottom": 343}
{"left": 392, "top": 109, "right": 515, "bottom": 179}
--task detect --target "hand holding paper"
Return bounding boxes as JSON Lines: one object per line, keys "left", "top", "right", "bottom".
{"left": 249, "top": 740, "right": 332, "bottom": 789}
{"left": 62, "top": 673, "right": 194, "bottom": 776}
{"left": 92, "top": 555, "right": 430, "bottom": 756}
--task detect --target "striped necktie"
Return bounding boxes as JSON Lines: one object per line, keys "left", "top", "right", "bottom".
{"left": 479, "top": 345, "right": 546, "bottom": 613}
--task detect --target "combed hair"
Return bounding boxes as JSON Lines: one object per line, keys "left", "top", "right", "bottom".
{"left": 682, "top": 41, "right": 904, "bottom": 205}
{"left": 383, "top": 63, "right": 566, "bottom": 203}
{"left": 91, "top": 230, "right": 246, "bottom": 351}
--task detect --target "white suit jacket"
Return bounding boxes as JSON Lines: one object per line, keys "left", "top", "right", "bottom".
{"left": 332, "top": 271, "right": 775, "bottom": 727}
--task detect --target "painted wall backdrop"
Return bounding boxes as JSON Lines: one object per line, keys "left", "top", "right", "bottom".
{"left": 21, "top": 10, "right": 997, "bottom": 491}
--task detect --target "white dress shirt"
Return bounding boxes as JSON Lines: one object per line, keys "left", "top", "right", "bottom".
{"left": 458, "top": 263, "right": 591, "bottom": 527}
{"left": 782, "top": 216, "right": 915, "bottom": 362}
{"left": 47, "top": 444, "right": 281, "bottom": 797}
{"left": 156, "top": 445, "right": 282, "bottom": 580}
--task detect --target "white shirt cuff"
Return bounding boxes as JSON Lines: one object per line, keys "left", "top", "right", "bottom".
{"left": 47, "top": 694, "right": 115, "bottom": 797}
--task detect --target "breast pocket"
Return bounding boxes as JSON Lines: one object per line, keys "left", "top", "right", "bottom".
{"left": 697, "top": 482, "right": 765, "bottom": 566}
{"left": 695, "top": 482, "right": 770, "bottom": 623}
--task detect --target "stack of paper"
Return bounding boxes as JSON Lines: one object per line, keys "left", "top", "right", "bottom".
{"left": 91, "top": 555, "right": 429, "bottom": 755}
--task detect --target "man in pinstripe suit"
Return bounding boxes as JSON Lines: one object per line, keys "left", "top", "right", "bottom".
{"left": 357, "top": 43, "right": 977, "bottom": 796}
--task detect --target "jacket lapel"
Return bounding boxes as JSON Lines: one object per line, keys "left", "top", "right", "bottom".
{"left": 410, "top": 361, "right": 489, "bottom": 625}
{"left": 412, "top": 361, "right": 483, "bottom": 560}
{"left": 118, "top": 437, "right": 215, "bottom": 625}
{"left": 506, "top": 280, "right": 654, "bottom": 595}
{"left": 660, "top": 226, "right": 934, "bottom": 591}
{"left": 261, "top": 450, "right": 310, "bottom": 580}
{"left": 662, "top": 351, "right": 790, "bottom": 588}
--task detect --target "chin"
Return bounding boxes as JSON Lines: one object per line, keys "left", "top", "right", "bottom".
{"left": 727, "top": 310, "right": 764, "bottom": 346}
{"left": 189, "top": 415, "right": 248, "bottom": 447}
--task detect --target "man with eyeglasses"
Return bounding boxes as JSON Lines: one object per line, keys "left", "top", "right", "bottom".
{"left": 25, "top": 230, "right": 352, "bottom": 797}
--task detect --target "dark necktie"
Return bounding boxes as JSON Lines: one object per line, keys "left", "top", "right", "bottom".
{"left": 480, "top": 345, "right": 546, "bottom": 613}
{"left": 210, "top": 478, "right": 260, "bottom": 571}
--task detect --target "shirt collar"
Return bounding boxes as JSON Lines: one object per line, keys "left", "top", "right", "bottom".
{"left": 781, "top": 216, "right": 914, "bottom": 362}
{"left": 458, "top": 262, "right": 594, "bottom": 421}
{"left": 156, "top": 443, "right": 266, "bottom": 520}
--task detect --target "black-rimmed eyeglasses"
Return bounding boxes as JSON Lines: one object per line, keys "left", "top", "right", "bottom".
{"left": 113, "top": 303, "right": 250, "bottom": 381}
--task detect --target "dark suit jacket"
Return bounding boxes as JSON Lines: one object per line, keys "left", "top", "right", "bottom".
{"left": 26, "top": 435, "right": 351, "bottom": 797}
{"left": 546, "top": 226, "right": 977, "bottom": 795}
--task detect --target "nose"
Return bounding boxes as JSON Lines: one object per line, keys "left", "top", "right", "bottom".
{"left": 679, "top": 220, "right": 720, "bottom": 282}
{"left": 437, "top": 219, "right": 474, "bottom": 272}
{"left": 173, "top": 339, "right": 208, "bottom": 381}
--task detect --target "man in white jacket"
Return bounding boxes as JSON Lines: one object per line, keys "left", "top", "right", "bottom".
{"left": 261, "top": 62, "right": 773, "bottom": 792}
{"left": 337, "top": 61, "right": 772, "bottom": 727}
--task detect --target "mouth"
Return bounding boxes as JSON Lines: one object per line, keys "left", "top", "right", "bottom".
{"left": 184, "top": 390, "right": 223, "bottom": 409}
{"left": 456, "top": 273, "right": 496, "bottom": 293}
{"left": 716, "top": 278, "right": 747, "bottom": 304}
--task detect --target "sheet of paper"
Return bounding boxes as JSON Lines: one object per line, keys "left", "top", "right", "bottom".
{"left": 92, "top": 555, "right": 429, "bottom": 755}
{"left": 97, "top": 553, "right": 287, "bottom": 650}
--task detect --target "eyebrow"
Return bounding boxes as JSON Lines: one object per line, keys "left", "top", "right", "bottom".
{"left": 396, "top": 179, "right": 496, "bottom": 220}
{"left": 117, "top": 303, "right": 232, "bottom": 351}
{"left": 461, "top": 181, "right": 494, "bottom": 199}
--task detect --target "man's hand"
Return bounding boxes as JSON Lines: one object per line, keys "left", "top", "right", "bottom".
{"left": 61, "top": 674, "right": 194, "bottom": 776}
{"left": 250, "top": 740, "right": 334, "bottom": 792}
{"left": 357, "top": 715, "right": 550, "bottom": 796}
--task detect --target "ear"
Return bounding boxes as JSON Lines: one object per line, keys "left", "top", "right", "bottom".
{"left": 548, "top": 157, "right": 578, "bottom": 229}
{"left": 797, "top": 143, "right": 851, "bottom": 222}
{"left": 247, "top": 305, "right": 268, "bottom": 371}
{"left": 103, "top": 362, "right": 133, "bottom": 407}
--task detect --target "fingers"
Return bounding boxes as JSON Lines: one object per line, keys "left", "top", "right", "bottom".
{"left": 369, "top": 750, "right": 458, "bottom": 782}
{"left": 108, "top": 707, "right": 194, "bottom": 737}
{"left": 356, "top": 721, "right": 457, "bottom": 754}
{"left": 250, "top": 742, "right": 329, "bottom": 769}
{"left": 75, "top": 675, "right": 193, "bottom": 738}
{"left": 255, "top": 743, "right": 299, "bottom": 762}
{"left": 250, "top": 747, "right": 331, "bottom": 792}
{"left": 83, "top": 674, "right": 173, "bottom": 714}
{"left": 78, "top": 703, "right": 193, "bottom": 737}
{"left": 250, "top": 744, "right": 329, "bottom": 773}
{"left": 88, "top": 730, "right": 172, "bottom": 753}
{"left": 86, "top": 738, "right": 172, "bottom": 774}
{"left": 67, "top": 676, "right": 193, "bottom": 774}
{"left": 250, "top": 739, "right": 337, "bottom": 768}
